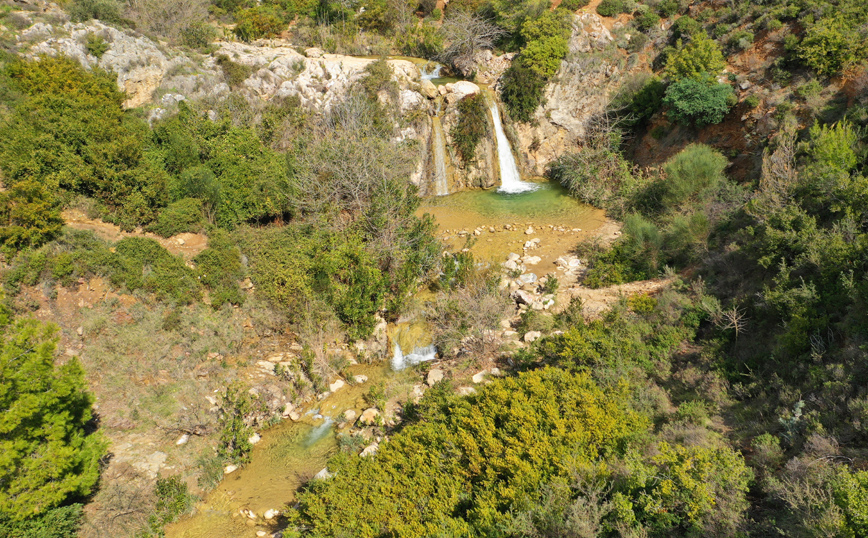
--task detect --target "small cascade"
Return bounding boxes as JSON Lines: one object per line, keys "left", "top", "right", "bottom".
{"left": 489, "top": 99, "right": 537, "bottom": 194}
{"left": 420, "top": 62, "right": 444, "bottom": 80}
{"left": 431, "top": 115, "right": 449, "bottom": 196}
{"left": 391, "top": 343, "right": 437, "bottom": 371}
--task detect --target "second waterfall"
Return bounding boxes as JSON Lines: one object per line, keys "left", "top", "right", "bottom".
{"left": 488, "top": 98, "right": 537, "bottom": 194}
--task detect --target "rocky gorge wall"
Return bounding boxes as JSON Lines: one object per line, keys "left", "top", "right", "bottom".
{"left": 6, "top": 8, "right": 631, "bottom": 195}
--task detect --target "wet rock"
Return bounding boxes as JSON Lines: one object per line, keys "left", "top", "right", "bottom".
{"left": 420, "top": 79, "right": 437, "bottom": 98}
{"left": 427, "top": 368, "right": 445, "bottom": 386}
{"left": 264, "top": 509, "right": 279, "bottom": 520}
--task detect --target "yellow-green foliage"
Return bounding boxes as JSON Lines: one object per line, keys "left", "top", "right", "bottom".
{"left": 664, "top": 32, "right": 725, "bottom": 81}
{"left": 624, "top": 442, "right": 753, "bottom": 535}
{"left": 0, "top": 56, "right": 169, "bottom": 231}
{"left": 292, "top": 368, "right": 648, "bottom": 536}
{"left": 0, "top": 320, "right": 106, "bottom": 520}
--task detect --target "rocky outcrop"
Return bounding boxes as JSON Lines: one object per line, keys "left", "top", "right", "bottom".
{"left": 506, "top": 13, "right": 628, "bottom": 176}
{"left": 24, "top": 20, "right": 224, "bottom": 108}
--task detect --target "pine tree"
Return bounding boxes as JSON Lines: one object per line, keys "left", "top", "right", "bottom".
{"left": 0, "top": 320, "right": 106, "bottom": 520}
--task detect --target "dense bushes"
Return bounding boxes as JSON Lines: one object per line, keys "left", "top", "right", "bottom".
{"left": 0, "top": 320, "right": 106, "bottom": 522}
{"left": 0, "top": 57, "right": 169, "bottom": 231}
{"left": 292, "top": 368, "right": 652, "bottom": 536}
{"left": 500, "top": 9, "right": 571, "bottom": 122}
{"left": 452, "top": 93, "right": 488, "bottom": 164}
{"left": 5, "top": 230, "right": 201, "bottom": 305}
{"left": 663, "top": 76, "right": 734, "bottom": 126}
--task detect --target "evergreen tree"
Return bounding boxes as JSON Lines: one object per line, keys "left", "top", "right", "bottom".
{"left": 0, "top": 320, "right": 106, "bottom": 521}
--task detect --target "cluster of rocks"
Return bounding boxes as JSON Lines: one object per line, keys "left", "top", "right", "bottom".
{"left": 444, "top": 222, "right": 583, "bottom": 239}
{"left": 237, "top": 508, "right": 283, "bottom": 537}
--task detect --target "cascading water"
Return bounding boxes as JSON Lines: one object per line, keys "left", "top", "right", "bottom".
{"left": 489, "top": 100, "right": 537, "bottom": 194}
{"left": 420, "top": 62, "right": 444, "bottom": 80}
{"left": 391, "top": 342, "right": 437, "bottom": 371}
{"left": 431, "top": 115, "right": 449, "bottom": 196}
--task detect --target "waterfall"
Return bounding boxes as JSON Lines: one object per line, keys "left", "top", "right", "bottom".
{"left": 431, "top": 115, "right": 449, "bottom": 196}
{"left": 391, "top": 343, "right": 437, "bottom": 371}
{"left": 420, "top": 62, "right": 443, "bottom": 80}
{"left": 489, "top": 100, "right": 537, "bottom": 194}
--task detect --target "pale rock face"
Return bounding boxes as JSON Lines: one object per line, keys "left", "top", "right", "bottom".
{"left": 508, "top": 12, "right": 624, "bottom": 175}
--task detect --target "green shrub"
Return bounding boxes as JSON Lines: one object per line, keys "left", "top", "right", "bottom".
{"left": 233, "top": 6, "right": 286, "bottom": 42}
{"left": 0, "top": 57, "right": 169, "bottom": 230}
{"left": 661, "top": 143, "right": 728, "bottom": 207}
{"left": 635, "top": 10, "right": 661, "bottom": 32}
{"left": 663, "top": 76, "right": 734, "bottom": 126}
{"left": 597, "top": 0, "right": 628, "bottom": 17}
{"left": 140, "top": 477, "right": 194, "bottom": 537}
{"left": 795, "top": 79, "right": 823, "bottom": 99}
{"left": 0, "top": 504, "right": 84, "bottom": 538}
{"left": 501, "top": 61, "right": 546, "bottom": 123}
{"left": 194, "top": 231, "right": 245, "bottom": 309}
{"left": 656, "top": 0, "right": 679, "bottom": 17}
{"left": 0, "top": 320, "right": 106, "bottom": 520}
{"left": 396, "top": 23, "right": 443, "bottom": 59}
{"left": 148, "top": 198, "right": 204, "bottom": 238}
{"left": 518, "top": 10, "right": 571, "bottom": 79}
{"left": 452, "top": 93, "right": 488, "bottom": 164}
{"left": 0, "top": 179, "right": 63, "bottom": 255}
{"left": 85, "top": 33, "right": 109, "bottom": 58}
{"left": 798, "top": 19, "right": 862, "bottom": 77}
{"left": 728, "top": 29, "right": 754, "bottom": 51}
{"left": 216, "top": 54, "right": 254, "bottom": 88}
{"left": 664, "top": 32, "right": 725, "bottom": 81}
{"left": 559, "top": 0, "right": 590, "bottom": 10}
{"left": 293, "top": 368, "right": 650, "bottom": 535}
{"left": 670, "top": 15, "right": 701, "bottom": 40}
{"left": 744, "top": 94, "right": 760, "bottom": 108}
{"left": 113, "top": 237, "right": 201, "bottom": 304}
{"left": 180, "top": 22, "right": 218, "bottom": 50}
{"left": 68, "top": 0, "right": 124, "bottom": 24}
{"left": 217, "top": 383, "right": 262, "bottom": 463}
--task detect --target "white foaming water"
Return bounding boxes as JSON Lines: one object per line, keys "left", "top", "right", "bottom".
{"left": 420, "top": 63, "right": 443, "bottom": 80}
{"left": 391, "top": 343, "right": 437, "bottom": 371}
{"left": 304, "top": 417, "right": 333, "bottom": 447}
{"left": 432, "top": 116, "right": 449, "bottom": 196}
{"left": 490, "top": 101, "right": 537, "bottom": 194}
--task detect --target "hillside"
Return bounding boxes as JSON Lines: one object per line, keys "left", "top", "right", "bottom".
{"left": 1, "top": 0, "right": 868, "bottom": 537}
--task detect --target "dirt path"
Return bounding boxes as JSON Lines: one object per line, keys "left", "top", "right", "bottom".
{"left": 559, "top": 277, "right": 675, "bottom": 318}
{"left": 62, "top": 210, "right": 208, "bottom": 260}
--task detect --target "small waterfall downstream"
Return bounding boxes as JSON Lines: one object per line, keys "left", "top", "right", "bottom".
{"left": 391, "top": 343, "right": 437, "bottom": 371}
{"left": 431, "top": 115, "right": 449, "bottom": 196}
{"left": 420, "top": 62, "right": 444, "bottom": 80}
{"left": 489, "top": 99, "right": 537, "bottom": 194}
